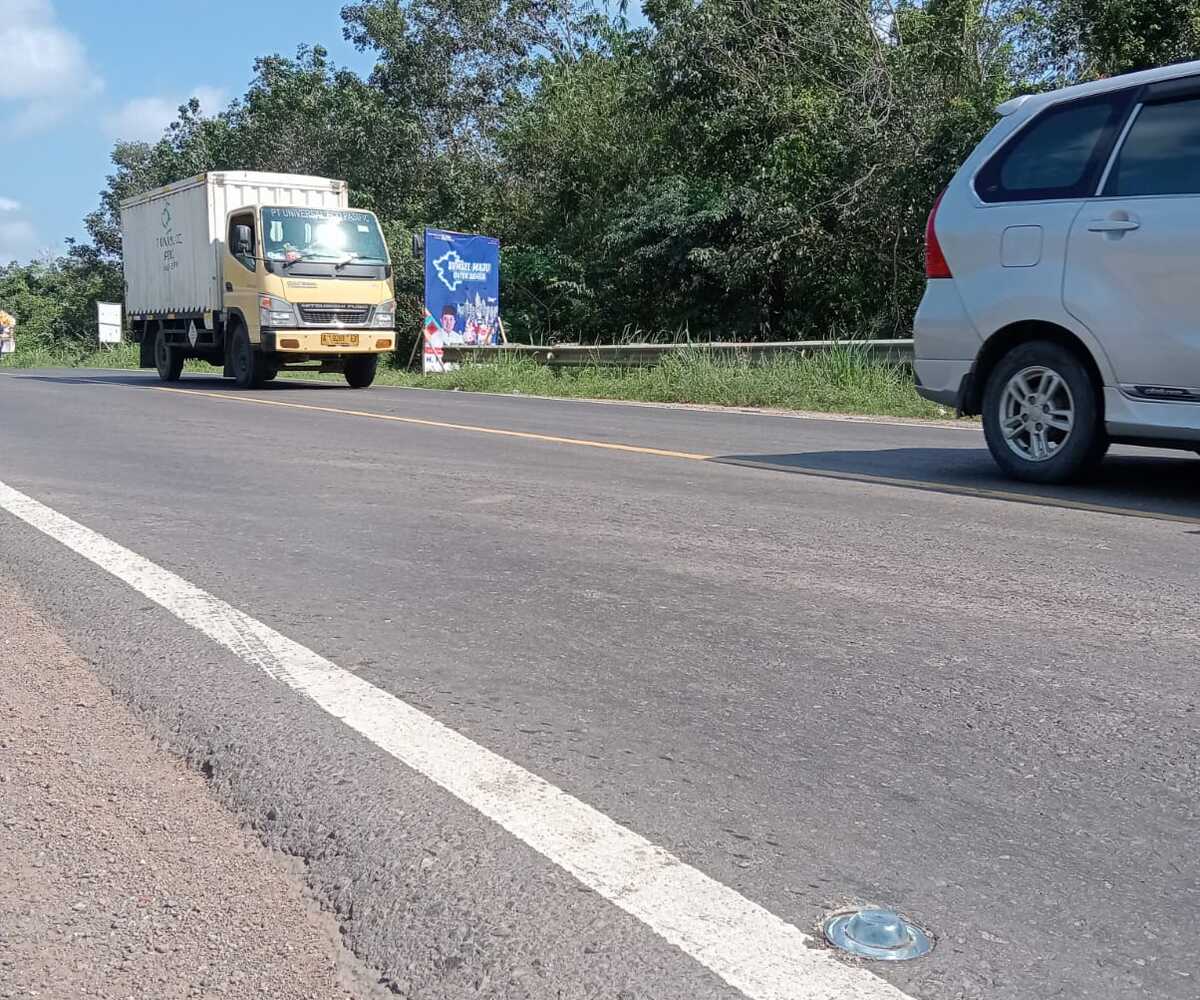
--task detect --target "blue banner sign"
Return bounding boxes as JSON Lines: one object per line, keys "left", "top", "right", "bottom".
{"left": 422, "top": 228, "right": 501, "bottom": 372}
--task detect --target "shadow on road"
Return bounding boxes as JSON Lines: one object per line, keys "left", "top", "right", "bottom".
{"left": 713, "top": 447, "right": 1200, "bottom": 522}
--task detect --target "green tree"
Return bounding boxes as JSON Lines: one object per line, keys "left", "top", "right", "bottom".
{"left": 19, "top": 0, "right": 1200, "bottom": 355}
{"left": 1045, "top": 0, "right": 1200, "bottom": 78}
{"left": 0, "top": 253, "right": 123, "bottom": 356}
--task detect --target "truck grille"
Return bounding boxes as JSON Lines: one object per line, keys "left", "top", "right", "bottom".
{"left": 298, "top": 304, "right": 370, "bottom": 326}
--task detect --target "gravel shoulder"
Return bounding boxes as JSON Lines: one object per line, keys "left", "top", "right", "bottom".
{"left": 0, "top": 582, "right": 382, "bottom": 1000}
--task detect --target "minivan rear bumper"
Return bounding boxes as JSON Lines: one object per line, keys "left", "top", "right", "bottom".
{"left": 915, "top": 361, "right": 973, "bottom": 408}
{"left": 913, "top": 280, "right": 981, "bottom": 409}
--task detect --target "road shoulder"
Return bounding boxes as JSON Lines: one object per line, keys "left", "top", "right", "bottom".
{"left": 0, "top": 582, "right": 381, "bottom": 1000}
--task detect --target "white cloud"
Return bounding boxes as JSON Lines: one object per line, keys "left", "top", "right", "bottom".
{"left": 0, "top": 189, "right": 44, "bottom": 263}
{"left": 102, "top": 85, "right": 227, "bottom": 143}
{"left": 0, "top": 0, "right": 104, "bottom": 134}
{"left": 0, "top": 219, "right": 41, "bottom": 264}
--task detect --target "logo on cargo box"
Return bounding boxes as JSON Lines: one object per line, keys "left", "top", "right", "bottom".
{"left": 157, "top": 201, "right": 183, "bottom": 273}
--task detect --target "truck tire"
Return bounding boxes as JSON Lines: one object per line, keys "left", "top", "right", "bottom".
{"left": 154, "top": 327, "right": 184, "bottom": 382}
{"left": 344, "top": 354, "right": 378, "bottom": 389}
{"left": 230, "top": 325, "right": 269, "bottom": 389}
{"left": 981, "top": 340, "right": 1107, "bottom": 484}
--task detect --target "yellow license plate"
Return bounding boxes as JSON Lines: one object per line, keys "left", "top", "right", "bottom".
{"left": 321, "top": 333, "right": 359, "bottom": 347}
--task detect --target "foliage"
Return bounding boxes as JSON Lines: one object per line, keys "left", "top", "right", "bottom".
{"left": 1044, "top": 0, "right": 1200, "bottom": 78}
{"left": 389, "top": 347, "right": 945, "bottom": 417}
{"left": 371, "top": 346, "right": 946, "bottom": 417}
{"left": 0, "top": 251, "right": 122, "bottom": 356}
{"left": 5, "top": 0, "right": 1200, "bottom": 355}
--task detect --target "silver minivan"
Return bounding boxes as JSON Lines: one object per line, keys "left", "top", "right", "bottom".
{"left": 914, "top": 60, "right": 1200, "bottom": 483}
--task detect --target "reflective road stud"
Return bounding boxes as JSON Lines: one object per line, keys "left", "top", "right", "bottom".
{"left": 823, "top": 909, "right": 933, "bottom": 961}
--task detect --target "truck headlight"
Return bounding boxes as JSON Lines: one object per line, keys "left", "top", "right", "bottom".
{"left": 372, "top": 300, "right": 396, "bottom": 329}
{"left": 259, "top": 295, "right": 296, "bottom": 328}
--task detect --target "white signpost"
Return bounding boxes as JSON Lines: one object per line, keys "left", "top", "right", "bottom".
{"left": 97, "top": 302, "right": 123, "bottom": 345}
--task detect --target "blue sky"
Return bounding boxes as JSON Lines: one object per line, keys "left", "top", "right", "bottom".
{"left": 1, "top": 1, "right": 381, "bottom": 263}
{"left": 1, "top": 1, "right": 645, "bottom": 265}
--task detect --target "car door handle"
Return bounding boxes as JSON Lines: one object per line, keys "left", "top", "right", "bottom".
{"left": 1087, "top": 218, "right": 1140, "bottom": 232}
{"left": 225, "top": 282, "right": 233, "bottom": 291}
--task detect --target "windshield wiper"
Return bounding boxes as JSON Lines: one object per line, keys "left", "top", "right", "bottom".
{"left": 281, "top": 252, "right": 328, "bottom": 269}
{"left": 335, "top": 253, "right": 387, "bottom": 269}
{"left": 277, "top": 251, "right": 385, "bottom": 271}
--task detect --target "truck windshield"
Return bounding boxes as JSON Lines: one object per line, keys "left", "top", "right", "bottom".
{"left": 261, "top": 207, "right": 388, "bottom": 265}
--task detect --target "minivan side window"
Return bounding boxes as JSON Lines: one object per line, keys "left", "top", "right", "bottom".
{"left": 1104, "top": 96, "right": 1200, "bottom": 197}
{"left": 975, "top": 93, "right": 1133, "bottom": 203}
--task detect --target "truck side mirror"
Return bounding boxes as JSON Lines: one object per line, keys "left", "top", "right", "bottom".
{"left": 411, "top": 232, "right": 423, "bottom": 258}
{"left": 234, "top": 225, "right": 252, "bottom": 256}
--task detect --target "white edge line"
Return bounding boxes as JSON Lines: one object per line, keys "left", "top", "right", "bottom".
{"left": 0, "top": 478, "right": 915, "bottom": 1000}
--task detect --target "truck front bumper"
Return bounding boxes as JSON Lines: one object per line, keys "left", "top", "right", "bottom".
{"left": 262, "top": 330, "right": 394, "bottom": 354}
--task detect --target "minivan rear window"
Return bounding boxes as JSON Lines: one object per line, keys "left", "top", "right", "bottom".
{"left": 1105, "top": 96, "right": 1200, "bottom": 197}
{"left": 975, "top": 93, "right": 1133, "bottom": 203}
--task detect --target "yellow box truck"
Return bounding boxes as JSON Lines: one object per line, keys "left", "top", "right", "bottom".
{"left": 120, "top": 171, "right": 395, "bottom": 388}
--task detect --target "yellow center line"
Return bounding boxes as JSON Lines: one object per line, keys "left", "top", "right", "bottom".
{"left": 141, "top": 382, "right": 1199, "bottom": 526}
{"left": 152, "top": 385, "right": 714, "bottom": 462}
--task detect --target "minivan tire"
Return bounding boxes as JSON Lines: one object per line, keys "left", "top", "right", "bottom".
{"left": 982, "top": 340, "right": 1107, "bottom": 484}
{"left": 154, "top": 328, "right": 184, "bottom": 382}
{"left": 343, "top": 354, "right": 378, "bottom": 389}
{"left": 230, "top": 325, "right": 269, "bottom": 389}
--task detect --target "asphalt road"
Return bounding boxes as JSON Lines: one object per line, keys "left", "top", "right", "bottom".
{"left": 2, "top": 368, "right": 1198, "bottom": 1000}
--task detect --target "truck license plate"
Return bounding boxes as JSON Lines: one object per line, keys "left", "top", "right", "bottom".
{"left": 321, "top": 333, "right": 359, "bottom": 347}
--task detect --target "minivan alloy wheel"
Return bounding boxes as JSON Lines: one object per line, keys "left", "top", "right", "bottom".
{"left": 999, "top": 365, "right": 1075, "bottom": 463}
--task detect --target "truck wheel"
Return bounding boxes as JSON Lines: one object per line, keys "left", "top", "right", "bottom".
{"left": 154, "top": 328, "right": 184, "bottom": 382}
{"left": 344, "top": 354, "right": 378, "bottom": 389}
{"left": 982, "top": 340, "right": 1107, "bottom": 484}
{"left": 230, "top": 325, "right": 268, "bottom": 389}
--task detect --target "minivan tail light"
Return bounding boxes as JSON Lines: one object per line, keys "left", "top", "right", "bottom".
{"left": 925, "top": 190, "right": 952, "bottom": 279}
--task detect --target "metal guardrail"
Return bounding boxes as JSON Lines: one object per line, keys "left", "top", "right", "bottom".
{"left": 441, "top": 339, "right": 915, "bottom": 368}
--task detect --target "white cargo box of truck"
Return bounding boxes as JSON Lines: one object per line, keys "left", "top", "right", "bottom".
{"left": 120, "top": 171, "right": 348, "bottom": 317}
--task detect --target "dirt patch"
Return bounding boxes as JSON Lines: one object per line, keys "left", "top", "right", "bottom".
{"left": 0, "top": 583, "right": 383, "bottom": 999}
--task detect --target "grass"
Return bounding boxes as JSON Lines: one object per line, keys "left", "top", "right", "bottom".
{"left": 5, "top": 343, "right": 215, "bottom": 373}
{"left": 3, "top": 343, "right": 950, "bottom": 420}
{"left": 368, "top": 347, "right": 948, "bottom": 419}
{"left": 4, "top": 342, "right": 142, "bottom": 369}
